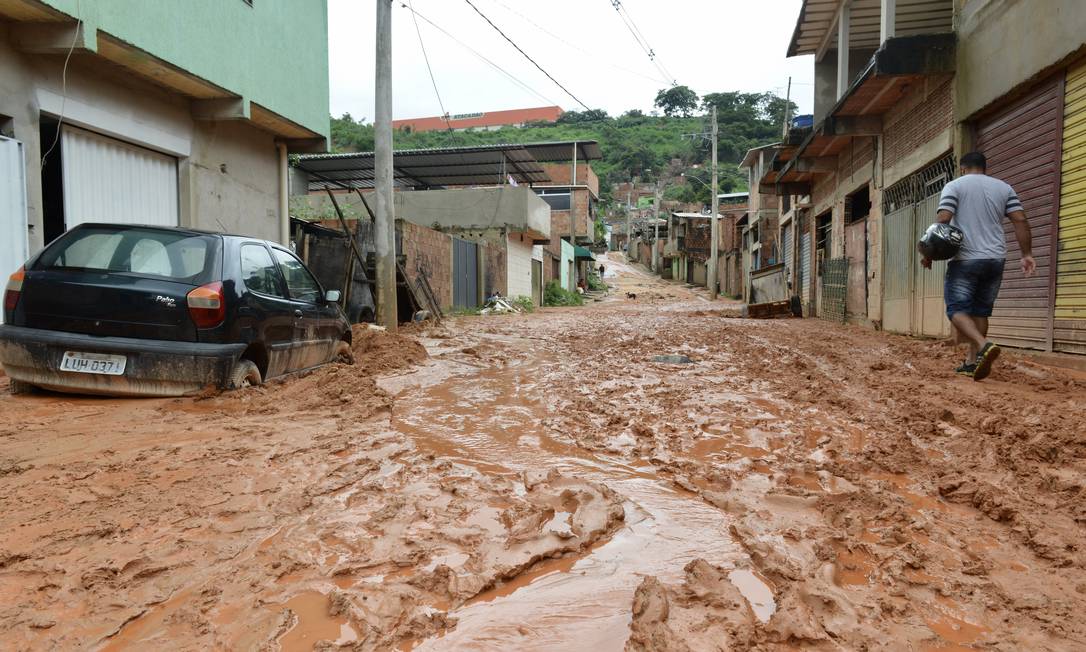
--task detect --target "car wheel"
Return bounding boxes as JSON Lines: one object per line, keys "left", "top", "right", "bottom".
{"left": 8, "top": 379, "right": 38, "bottom": 395}
{"left": 335, "top": 340, "right": 354, "bottom": 365}
{"left": 228, "top": 359, "right": 262, "bottom": 390}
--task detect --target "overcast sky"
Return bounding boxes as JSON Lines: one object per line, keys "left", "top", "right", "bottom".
{"left": 328, "top": 0, "right": 814, "bottom": 122}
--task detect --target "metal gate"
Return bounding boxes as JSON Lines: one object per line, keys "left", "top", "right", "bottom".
{"left": 453, "top": 238, "right": 479, "bottom": 309}
{"left": 881, "top": 156, "right": 955, "bottom": 338}
{"left": 799, "top": 231, "right": 811, "bottom": 307}
{"left": 0, "top": 136, "right": 28, "bottom": 325}
{"left": 782, "top": 222, "right": 794, "bottom": 294}
{"left": 821, "top": 258, "right": 849, "bottom": 322}
{"left": 976, "top": 77, "right": 1063, "bottom": 350}
{"left": 1056, "top": 61, "right": 1086, "bottom": 353}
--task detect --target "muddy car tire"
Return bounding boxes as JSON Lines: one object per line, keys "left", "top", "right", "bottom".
{"left": 335, "top": 340, "right": 354, "bottom": 365}
{"left": 228, "top": 360, "right": 262, "bottom": 390}
{"left": 8, "top": 379, "right": 38, "bottom": 395}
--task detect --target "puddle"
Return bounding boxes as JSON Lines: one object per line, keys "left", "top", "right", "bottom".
{"left": 727, "top": 569, "right": 776, "bottom": 622}
{"left": 275, "top": 591, "right": 358, "bottom": 650}
{"left": 391, "top": 356, "right": 745, "bottom": 650}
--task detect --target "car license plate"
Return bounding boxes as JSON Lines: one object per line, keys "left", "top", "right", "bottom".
{"left": 60, "top": 351, "right": 127, "bottom": 376}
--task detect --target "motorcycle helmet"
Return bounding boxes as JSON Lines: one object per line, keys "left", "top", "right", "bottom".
{"left": 917, "top": 223, "right": 964, "bottom": 261}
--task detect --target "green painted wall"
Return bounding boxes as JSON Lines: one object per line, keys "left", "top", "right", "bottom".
{"left": 42, "top": 0, "right": 329, "bottom": 140}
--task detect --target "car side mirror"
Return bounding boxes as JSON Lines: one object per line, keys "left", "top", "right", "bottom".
{"left": 325, "top": 289, "right": 341, "bottom": 304}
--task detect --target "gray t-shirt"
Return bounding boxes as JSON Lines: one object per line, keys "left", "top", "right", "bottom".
{"left": 937, "top": 173, "right": 1023, "bottom": 261}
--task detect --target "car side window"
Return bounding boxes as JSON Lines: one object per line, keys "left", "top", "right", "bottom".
{"left": 240, "top": 244, "right": 286, "bottom": 298}
{"left": 272, "top": 248, "right": 322, "bottom": 304}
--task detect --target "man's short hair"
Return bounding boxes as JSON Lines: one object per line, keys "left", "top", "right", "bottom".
{"left": 960, "top": 151, "right": 987, "bottom": 171}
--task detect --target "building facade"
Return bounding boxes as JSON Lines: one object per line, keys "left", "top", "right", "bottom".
{"left": 0, "top": 0, "right": 329, "bottom": 283}
{"left": 757, "top": 0, "right": 1086, "bottom": 354}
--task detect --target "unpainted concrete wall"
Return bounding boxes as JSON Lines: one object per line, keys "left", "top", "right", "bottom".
{"left": 957, "top": 0, "right": 1086, "bottom": 120}
{"left": 394, "top": 186, "right": 550, "bottom": 239}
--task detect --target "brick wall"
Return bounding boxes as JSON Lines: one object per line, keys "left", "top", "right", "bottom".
{"left": 837, "top": 136, "right": 876, "bottom": 181}
{"left": 548, "top": 205, "right": 591, "bottom": 252}
{"left": 399, "top": 220, "right": 453, "bottom": 311}
{"left": 540, "top": 162, "right": 599, "bottom": 197}
{"left": 882, "top": 75, "right": 954, "bottom": 173}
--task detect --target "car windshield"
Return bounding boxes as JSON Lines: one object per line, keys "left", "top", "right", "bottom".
{"left": 37, "top": 226, "right": 219, "bottom": 284}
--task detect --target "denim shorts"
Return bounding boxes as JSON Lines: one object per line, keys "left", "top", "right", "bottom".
{"left": 945, "top": 258, "right": 1005, "bottom": 319}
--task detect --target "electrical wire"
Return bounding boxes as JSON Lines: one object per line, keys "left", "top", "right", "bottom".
{"left": 407, "top": 0, "right": 452, "bottom": 130}
{"left": 482, "top": 0, "right": 669, "bottom": 85}
{"left": 40, "top": 0, "right": 82, "bottom": 171}
{"left": 399, "top": 3, "right": 557, "bottom": 107}
{"left": 608, "top": 0, "right": 675, "bottom": 86}
{"left": 462, "top": 0, "right": 593, "bottom": 111}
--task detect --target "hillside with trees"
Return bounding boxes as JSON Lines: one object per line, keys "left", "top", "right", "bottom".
{"left": 329, "top": 87, "right": 797, "bottom": 209}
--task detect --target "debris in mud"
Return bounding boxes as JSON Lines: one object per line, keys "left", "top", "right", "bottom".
{"left": 652, "top": 354, "right": 693, "bottom": 364}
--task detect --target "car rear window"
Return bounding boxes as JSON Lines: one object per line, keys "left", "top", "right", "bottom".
{"left": 36, "top": 226, "right": 220, "bottom": 284}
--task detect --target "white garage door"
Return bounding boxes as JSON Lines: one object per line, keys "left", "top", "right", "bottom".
{"left": 62, "top": 125, "right": 178, "bottom": 229}
{"left": 1, "top": 136, "right": 28, "bottom": 324}
{"left": 506, "top": 235, "right": 533, "bottom": 299}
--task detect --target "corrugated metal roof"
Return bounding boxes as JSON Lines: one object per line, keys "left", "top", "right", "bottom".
{"left": 294, "top": 141, "right": 601, "bottom": 191}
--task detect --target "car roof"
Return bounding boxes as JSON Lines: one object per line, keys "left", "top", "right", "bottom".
{"left": 74, "top": 222, "right": 276, "bottom": 244}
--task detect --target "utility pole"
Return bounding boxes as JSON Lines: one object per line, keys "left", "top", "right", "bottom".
{"left": 781, "top": 77, "right": 792, "bottom": 139}
{"left": 708, "top": 105, "right": 720, "bottom": 299}
{"left": 570, "top": 141, "right": 578, "bottom": 290}
{"left": 625, "top": 190, "right": 632, "bottom": 261}
{"left": 374, "top": 0, "right": 397, "bottom": 330}
{"left": 652, "top": 182, "right": 660, "bottom": 273}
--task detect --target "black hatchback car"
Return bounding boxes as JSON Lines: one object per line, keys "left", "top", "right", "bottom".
{"left": 0, "top": 223, "right": 352, "bottom": 397}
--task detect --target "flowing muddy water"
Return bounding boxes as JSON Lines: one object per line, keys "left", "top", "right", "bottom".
{"left": 387, "top": 353, "right": 760, "bottom": 649}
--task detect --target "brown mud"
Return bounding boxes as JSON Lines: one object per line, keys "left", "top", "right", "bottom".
{"left": 0, "top": 253, "right": 1084, "bottom": 650}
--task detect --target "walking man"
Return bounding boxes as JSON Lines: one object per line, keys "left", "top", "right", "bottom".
{"left": 923, "top": 152, "right": 1034, "bottom": 380}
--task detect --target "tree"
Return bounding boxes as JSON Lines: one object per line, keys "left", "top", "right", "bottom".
{"left": 557, "top": 109, "right": 609, "bottom": 124}
{"left": 654, "top": 85, "right": 699, "bottom": 117}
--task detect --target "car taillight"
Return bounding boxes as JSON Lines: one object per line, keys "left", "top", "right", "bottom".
{"left": 4, "top": 267, "right": 24, "bottom": 312}
{"left": 187, "top": 281, "right": 225, "bottom": 328}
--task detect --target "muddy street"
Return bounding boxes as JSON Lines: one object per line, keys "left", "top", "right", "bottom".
{"left": 1, "top": 253, "right": 1085, "bottom": 651}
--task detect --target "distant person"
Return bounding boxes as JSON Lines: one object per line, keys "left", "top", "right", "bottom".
{"left": 924, "top": 151, "right": 1034, "bottom": 381}
{"left": 598, "top": 264, "right": 606, "bottom": 277}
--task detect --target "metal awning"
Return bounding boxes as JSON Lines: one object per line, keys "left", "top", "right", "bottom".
{"left": 788, "top": 0, "right": 953, "bottom": 59}
{"left": 295, "top": 144, "right": 555, "bottom": 191}
{"left": 522, "top": 141, "right": 602, "bottom": 162}
{"left": 573, "top": 245, "right": 596, "bottom": 261}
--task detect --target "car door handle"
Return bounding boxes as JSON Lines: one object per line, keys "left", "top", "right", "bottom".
{"left": 294, "top": 309, "right": 303, "bottom": 318}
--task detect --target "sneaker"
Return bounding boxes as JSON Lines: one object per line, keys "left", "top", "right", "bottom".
{"left": 973, "top": 342, "right": 1001, "bottom": 381}
{"left": 955, "top": 361, "right": 978, "bottom": 377}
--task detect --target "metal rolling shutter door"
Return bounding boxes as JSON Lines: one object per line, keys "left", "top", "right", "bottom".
{"left": 1056, "top": 62, "right": 1086, "bottom": 354}
{"left": 975, "top": 78, "right": 1062, "bottom": 350}
{"left": 61, "top": 126, "right": 179, "bottom": 229}
{"left": 782, "top": 223, "right": 793, "bottom": 292}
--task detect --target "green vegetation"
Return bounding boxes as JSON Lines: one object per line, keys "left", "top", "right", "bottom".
{"left": 511, "top": 295, "right": 535, "bottom": 313}
{"left": 587, "top": 274, "right": 607, "bottom": 292}
{"left": 543, "top": 280, "right": 584, "bottom": 307}
{"left": 328, "top": 90, "right": 795, "bottom": 208}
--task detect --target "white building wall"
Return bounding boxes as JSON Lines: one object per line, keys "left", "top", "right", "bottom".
{"left": 507, "top": 233, "right": 533, "bottom": 299}
{"left": 0, "top": 24, "right": 282, "bottom": 256}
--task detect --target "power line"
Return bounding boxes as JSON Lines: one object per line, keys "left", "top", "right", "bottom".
{"left": 462, "top": 0, "right": 593, "bottom": 111}
{"left": 608, "top": 0, "right": 675, "bottom": 86}
{"left": 407, "top": 0, "right": 451, "bottom": 130}
{"left": 482, "top": 0, "right": 670, "bottom": 85}
{"left": 398, "top": 3, "right": 557, "bottom": 107}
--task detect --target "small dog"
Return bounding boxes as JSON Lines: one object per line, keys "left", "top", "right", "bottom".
{"left": 626, "top": 292, "right": 637, "bottom": 300}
